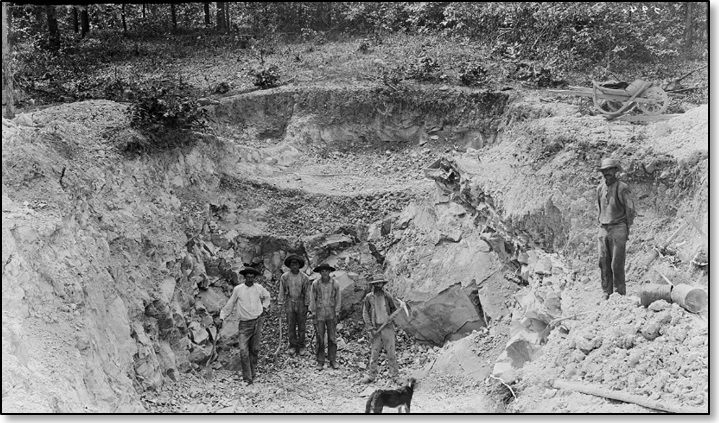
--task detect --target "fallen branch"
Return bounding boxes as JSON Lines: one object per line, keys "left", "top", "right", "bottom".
{"left": 552, "top": 379, "right": 706, "bottom": 414}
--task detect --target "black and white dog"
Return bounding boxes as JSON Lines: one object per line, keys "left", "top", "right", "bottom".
{"left": 365, "top": 378, "right": 416, "bottom": 413}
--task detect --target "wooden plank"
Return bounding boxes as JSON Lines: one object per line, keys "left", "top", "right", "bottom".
{"left": 615, "top": 114, "right": 682, "bottom": 123}
{"left": 553, "top": 379, "right": 707, "bottom": 414}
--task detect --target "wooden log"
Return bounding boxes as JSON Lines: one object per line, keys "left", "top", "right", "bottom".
{"left": 639, "top": 283, "right": 672, "bottom": 308}
{"left": 552, "top": 379, "right": 707, "bottom": 414}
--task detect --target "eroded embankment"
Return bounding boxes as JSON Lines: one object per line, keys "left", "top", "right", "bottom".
{"left": 1, "top": 86, "right": 511, "bottom": 412}
{"left": 1, "top": 87, "right": 707, "bottom": 413}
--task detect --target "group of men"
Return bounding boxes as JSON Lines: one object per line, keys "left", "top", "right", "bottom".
{"left": 218, "top": 254, "right": 401, "bottom": 385}
{"left": 214, "top": 157, "right": 635, "bottom": 386}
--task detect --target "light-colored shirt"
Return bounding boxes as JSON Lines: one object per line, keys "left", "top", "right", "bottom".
{"left": 309, "top": 278, "right": 341, "bottom": 321}
{"left": 220, "top": 283, "right": 271, "bottom": 322}
{"left": 597, "top": 180, "right": 636, "bottom": 226}
{"left": 278, "top": 271, "right": 310, "bottom": 306}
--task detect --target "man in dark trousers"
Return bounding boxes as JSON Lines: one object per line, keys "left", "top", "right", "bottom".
{"left": 308, "top": 263, "right": 341, "bottom": 371}
{"left": 219, "top": 265, "right": 271, "bottom": 384}
{"left": 360, "top": 277, "right": 400, "bottom": 384}
{"left": 596, "top": 158, "right": 636, "bottom": 300}
{"left": 278, "top": 254, "right": 311, "bottom": 356}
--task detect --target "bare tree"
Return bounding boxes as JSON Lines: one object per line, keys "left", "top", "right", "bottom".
{"left": 72, "top": 6, "right": 79, "bottom": 33}
{"left": 122, "top": 4, "right": 127, "bottom": 33}
{"left": 2, "top": 1, "right": 14, "bottom": 118}
{"left": 216, "top": 2, "right": 226, "bottom": 32}
{"left": 46, "top": 5, "right": 60, "bottom": 51}
{"left": 684, "top": 2, "right": 694, "bottom": 56}
{"left": 80, "top": 6, "right": 90, "bottom": 38}
{"left": 170, "top": 4, "right": 177, "bottom": 30}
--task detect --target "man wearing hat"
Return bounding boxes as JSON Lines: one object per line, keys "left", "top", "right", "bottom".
{"left": 219, "top": 265, "right": 271, "bottom": 384}
{"left": 360, "top": 277, "right": 399, "bottom": 384}
{"left": 278, "top": 254, "right": 311, "bottom": 356}
{"left": 308, "top": 263, "right": 342, "bottom": 370}
{"left": 596, "top": 158, "right": 636, "bottom": 300}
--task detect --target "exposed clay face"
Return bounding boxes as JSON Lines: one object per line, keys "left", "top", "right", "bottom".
{"left": 1, "top": 83, "right": 707, "bottom": 413}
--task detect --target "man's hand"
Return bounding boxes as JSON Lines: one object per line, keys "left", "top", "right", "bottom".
{"left": 366, "top": 327, "right": 376, "bottom": 338}
{"left": 215, "top": 317, "right": 224, "bottom": 329}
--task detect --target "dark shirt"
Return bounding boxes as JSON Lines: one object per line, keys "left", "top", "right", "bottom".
{"left": 597, "top": 180, "right": 636, "bottom": 226}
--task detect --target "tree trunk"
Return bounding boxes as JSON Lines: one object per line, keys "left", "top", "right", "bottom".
{"left": 121, "top": 4, "right": 127, "bottom": 33}
{"left": 204, "top": 2, "right": 211, "bottom": 25}
{"left": 80, "top": 6, "right": 90, "bottom": 38}
{"left": 46, "top": 5, "right": 60, "bottom": 51}
{"left": 171, "top": 3, "right": 177, "bottom": 30}
{"left": 216, "top": 2, "right": 226, "bottom": 32}
{"left": 225, "top": 2, "right": 231, "bottom": 32}
{"left": 2, "top": 1, "right": 15, "bottom": 118}
{"left": 72, "top": 7, "right": 79, "bottom": 33}
{"left": 684, "top": 2, "right": 694, "bottom": 56}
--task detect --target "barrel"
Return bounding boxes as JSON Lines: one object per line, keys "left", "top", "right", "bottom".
{"left": 639, "top": 283, "right": 673, "bottom": 308}
{"left": 670, "top": 284, "right": 708, "bottom": 314}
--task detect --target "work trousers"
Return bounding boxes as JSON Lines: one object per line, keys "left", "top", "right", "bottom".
{"left": 315, "top": 319, "right": 337, "bottom": 365}
{"left": 598, "top": 223, "right": 628, "bottom": 296}
{"left": 368, "top": 323, "right": 398, "bottom": 378}
{"left": 286, "top": 303, "right": 308, "bottom": 349}
{"left": 238, "top": 315, "right": 263, "bottom": 383}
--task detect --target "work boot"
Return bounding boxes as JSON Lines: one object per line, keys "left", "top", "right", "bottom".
{"left": 330, "top": 361, "right": 339, "bottom": 370}
{"left": 316, "top": 363, "right": 323, "bottom": 371}
{"left": 299, "top": 347, "right": 306, "bottom": 356}
{"left": 360, "top": 375, "right": 374, "bottom": 384}
{"left": 287, "top": 347, "right": 295, "bottom": 356}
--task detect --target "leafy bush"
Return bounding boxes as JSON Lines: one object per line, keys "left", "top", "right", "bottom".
{"left": 459, "top": 63, "right": 488, "bottom": 86}
{"left": 250, "top": 64, "right": 281, "bottom": 89}
{"left": 125, "top": 82, "right": 207, "bottom": 153}
{"left": 405, "top": 56, "right": 444, "bottom": 82}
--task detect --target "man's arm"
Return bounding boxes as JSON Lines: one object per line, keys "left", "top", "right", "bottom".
{"left": 260, "top": 285, "right": 271, "bottom": 310}
{"left": 362, "top": 295, "right": 372, "bottom": 327}
{"left": 620, "top": 184, "right": 637, "bottom": 228}
{"left": 277, "top": 274, "right": 286, "bottom": 306}
{"left": 596, "top": 184, "right": 602, "bottom": 222}
{"left": 334, "top": 280, "right": 341, "bottom": 316}
{"left": 387, "top": 294, "right": 397, "bottom": 316}
{"left": 219, "top": 286, "right": 239, "bottom": 321}
{"left": 308, "top": 281, "right": 316, "bottom": 315}
{"left": 303, "top": 274, "right": 311, "bottom": 308}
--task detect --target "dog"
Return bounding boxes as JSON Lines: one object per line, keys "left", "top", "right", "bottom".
{"left": 365, "top": 378, "right": 416, "bottom": 413}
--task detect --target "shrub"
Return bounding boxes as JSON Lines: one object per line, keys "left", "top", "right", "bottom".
{"left": 459, "top": 62, "right": 488, "bottom": 86}
{"left": 250, "top": 64, "right": 281, "bottom": 89}
{"left": 125, "top": 83, "right": 207, "bottom": 153}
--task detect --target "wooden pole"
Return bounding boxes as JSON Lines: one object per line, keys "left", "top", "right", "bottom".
{"left": 553, "top": 379, "right": 706, "bottom": 414}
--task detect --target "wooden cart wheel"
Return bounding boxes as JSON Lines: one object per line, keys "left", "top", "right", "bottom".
{"left": 637, "top": 86, "right": 669, "bottom": 116}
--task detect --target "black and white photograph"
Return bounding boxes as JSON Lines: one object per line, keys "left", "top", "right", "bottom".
{"left": 1, "top": 2, "right": 709, "bottom": 415}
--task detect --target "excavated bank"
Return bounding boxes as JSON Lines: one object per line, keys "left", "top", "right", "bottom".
{"left": 1, "top": 86, "right": 707, "bottom": 413}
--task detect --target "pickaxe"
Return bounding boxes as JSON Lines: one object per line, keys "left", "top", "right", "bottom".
{"left": 373, "top": 298, "right": 411, "bottom": 336}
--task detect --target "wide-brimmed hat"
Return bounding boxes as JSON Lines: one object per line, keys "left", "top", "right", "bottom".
{"left": 369, "top": 278, "right": 388, "bottom": 285}
{"left": 597, "top": 158, "right": 622, "bottom": 171}
{"left": 313, "top": 263, "right": 336, "bottom": 273}
{"left": 284, "top": 254, "right": 305, "bottom": 268}
{"left": 238, "top": 267, "right": 261, "bottom": 276}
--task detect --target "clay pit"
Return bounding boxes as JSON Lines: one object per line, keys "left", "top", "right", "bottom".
{"left": 1, "top": 84, "right": 708, "bottom": 413}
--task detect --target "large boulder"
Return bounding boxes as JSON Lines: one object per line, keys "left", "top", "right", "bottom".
{"left": 385, "top": 200, "right": 514, "bottom": 345}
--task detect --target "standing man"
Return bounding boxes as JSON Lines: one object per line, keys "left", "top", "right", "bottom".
{"left": 309, "top": 263, "right": 341, "bottom": 371}
{"left": 219, "top": 265, "right": 271, "bottom": 384}
{"left": 278, "top": 254, "right": 311, "bottom": 356}
{"left": 360, "top": 277, "right": 400, "bottom": 384}
{"left": 596, "top": 158, "right": 636, "bottom": 300}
